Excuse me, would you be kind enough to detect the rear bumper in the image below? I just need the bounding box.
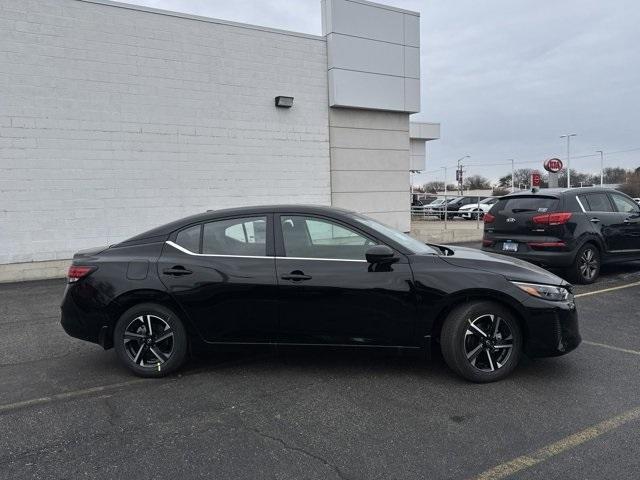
[60,284,110,346]
[482,246,576,268]
[522,298,581,357]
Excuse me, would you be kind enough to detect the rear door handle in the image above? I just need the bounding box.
[624,218,631,223]
[281,272,312,281]
[590,218,600,223]
[162,266,193,276]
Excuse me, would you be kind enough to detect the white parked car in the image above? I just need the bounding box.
[458,197,499,219]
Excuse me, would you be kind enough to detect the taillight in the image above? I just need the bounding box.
[67,265,96,283]
[532,212,572,226]
[482,239,495,247]
[528,241,566,250]
[484,213,495,223]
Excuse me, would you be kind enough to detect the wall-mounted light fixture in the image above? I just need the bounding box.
[275,96,294,108]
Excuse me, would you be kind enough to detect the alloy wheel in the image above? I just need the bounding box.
[123,314,174,367]
[579,248,598,281]
[464,314,513,372]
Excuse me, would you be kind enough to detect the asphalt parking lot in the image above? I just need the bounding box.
[1,252,639,479]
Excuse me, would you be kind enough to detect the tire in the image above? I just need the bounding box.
[569,243,600,284]
[440,301,523,383]
[114,303,188,377]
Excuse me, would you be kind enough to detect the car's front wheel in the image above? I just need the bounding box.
[440,301,523,382]
[114,303,188,377]
[569,243,600,284]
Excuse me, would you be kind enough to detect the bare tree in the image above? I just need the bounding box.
[463,174,491,190]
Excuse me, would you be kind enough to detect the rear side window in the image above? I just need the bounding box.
[610,194,640,214]
[581,193,613,212]
[492,196,559,214]
[175,225,201,253]
[203,217,267,256]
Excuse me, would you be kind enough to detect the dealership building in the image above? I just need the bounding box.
[0,0,439,280]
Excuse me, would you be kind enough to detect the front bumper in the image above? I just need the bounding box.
[522,297,581,357]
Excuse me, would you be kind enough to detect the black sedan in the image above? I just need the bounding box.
[61,205,580,382]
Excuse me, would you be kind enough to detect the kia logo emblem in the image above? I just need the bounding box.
[506,217,516,223]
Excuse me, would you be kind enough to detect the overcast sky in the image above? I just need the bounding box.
[122,0,640,185]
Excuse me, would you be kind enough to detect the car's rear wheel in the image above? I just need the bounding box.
[570,243,600,284]
[440,301,523,383]
[114,303,188,377]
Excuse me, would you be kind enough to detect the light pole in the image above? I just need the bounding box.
[596,150,604,186]
[441,166,449,229]
[560,133,576,188]
[508,159,515,193]
[456,155,469,195]
[441,166,447,196]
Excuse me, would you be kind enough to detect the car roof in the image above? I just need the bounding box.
[118,204,358,245]
[502,186,618,199]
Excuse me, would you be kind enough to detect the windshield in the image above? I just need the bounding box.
[428,198,446,205]
[350,215,437,255]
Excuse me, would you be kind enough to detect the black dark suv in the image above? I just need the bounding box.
[482,187,640,283]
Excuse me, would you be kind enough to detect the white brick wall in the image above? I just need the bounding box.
[0,0,330,264]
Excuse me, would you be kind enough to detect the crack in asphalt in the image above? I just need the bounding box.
[243,425,349,480]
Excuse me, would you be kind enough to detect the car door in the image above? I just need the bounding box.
[274,214,416,347]
[608,193,640,252]
[158,214,278,343]
[579,193,620,252]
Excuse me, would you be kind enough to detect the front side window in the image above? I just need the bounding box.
[203,217,267,256]
[610,194,639,214]
[281,216,376,260]
[583,193,613,212]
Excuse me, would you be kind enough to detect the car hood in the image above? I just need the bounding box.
[436,245,569,287]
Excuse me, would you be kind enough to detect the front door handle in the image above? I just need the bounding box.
[590,218,601,223]
[162,266,193,276]
[281,271,312,281]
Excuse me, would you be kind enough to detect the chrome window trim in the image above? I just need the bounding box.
[166,241,367,262]
[167,241,269,259]
[276,256,367,263]
[575,195,586,213]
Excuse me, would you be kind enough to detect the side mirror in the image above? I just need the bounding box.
[366,245,398,264]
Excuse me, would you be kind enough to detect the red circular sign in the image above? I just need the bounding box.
[544,158,563,173]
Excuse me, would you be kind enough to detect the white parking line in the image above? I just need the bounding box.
[583,340,640,357]
[0,379,148,414]
[575,280,640,298]
[471,405,640,480]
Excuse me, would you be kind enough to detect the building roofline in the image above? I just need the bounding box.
[77,0,326,42]
[339,0,420,17]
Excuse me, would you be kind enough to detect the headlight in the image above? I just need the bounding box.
[512,282,570,301]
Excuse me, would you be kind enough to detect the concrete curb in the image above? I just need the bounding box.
[0,259,70,283]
